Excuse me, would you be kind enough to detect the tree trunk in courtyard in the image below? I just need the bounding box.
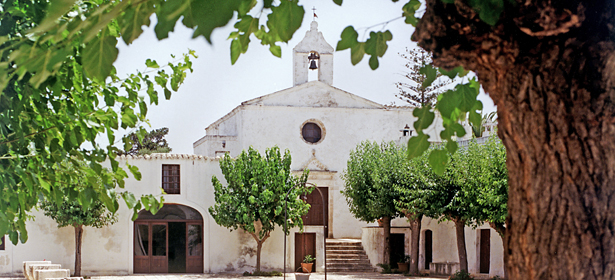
[248,232,270,272]
[382,216,392,266]
[454,218,468,272]
[407,214,422,275]
[414,0,615,278]
[74,224,83,277]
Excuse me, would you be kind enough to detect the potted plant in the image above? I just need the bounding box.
[301,254,316,273]
[397,254,410,273]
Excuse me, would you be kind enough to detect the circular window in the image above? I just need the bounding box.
[301,120,325,144]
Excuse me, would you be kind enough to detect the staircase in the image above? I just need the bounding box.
[326,239,375,272]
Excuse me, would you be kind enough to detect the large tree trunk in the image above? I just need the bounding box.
[382,216,391,266]
[74,224,83,277]
[407,214,422,275]
[453,218,468,272]
[414,0,615,279]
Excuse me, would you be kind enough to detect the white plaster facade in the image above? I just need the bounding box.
[0,20,504,278]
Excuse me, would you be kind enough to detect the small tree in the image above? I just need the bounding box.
[395,48,451,107]
[342,141,404,265]
[208,146,310,272]
[118,127,172,156]
[40,161,118,277]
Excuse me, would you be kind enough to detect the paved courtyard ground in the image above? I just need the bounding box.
[1,272,452,280]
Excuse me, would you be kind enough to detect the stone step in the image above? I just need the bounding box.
[325,239,374,273]
[326,255,369,260]
[326,249,366,254]
[326,245,363,250]
[327,267,376,272]
[34,269,70,280]
[327,258,369,263]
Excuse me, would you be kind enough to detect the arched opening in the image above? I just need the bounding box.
[134,204,203,273]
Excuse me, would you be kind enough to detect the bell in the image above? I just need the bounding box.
[309,59,318,70]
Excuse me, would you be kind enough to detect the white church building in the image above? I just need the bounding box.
[0,21,505,278]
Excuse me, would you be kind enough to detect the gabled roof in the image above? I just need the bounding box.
[241,80,385,109]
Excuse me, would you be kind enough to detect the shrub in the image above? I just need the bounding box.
[449,270,474,280]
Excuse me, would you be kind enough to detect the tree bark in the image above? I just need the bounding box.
[407,214,422,275]
[382,216,391,266]
[74,224,83,277]
[414,0,615,278]
[453,218,468,272]
[248,231,270,272]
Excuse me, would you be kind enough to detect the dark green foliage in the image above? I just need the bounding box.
[118,127,172,156]
[450,270,475,280]
[342,141,405,223]
[208,146,310,271]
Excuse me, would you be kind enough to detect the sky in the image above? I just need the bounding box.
[113,0,496,154]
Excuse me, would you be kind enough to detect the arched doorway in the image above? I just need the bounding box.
[134,204,203,273]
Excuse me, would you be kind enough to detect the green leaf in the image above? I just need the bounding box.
[457,83,479,112]
[428,149,449,175]
[122,192,138,209]
[127,164,142,181]
[267,0,305,42]
[333,0,343,5]
[191,0,242,43]
[30,0,77,34]
[83,33,119,82]
[468,0,504,26]
[269,45,282,58]
[336,26,359,51]
[446,140,458,154]
[154,0,187,40]
[350,43,365,65]
[402,0,421,26]
[419,64,438,88]
[364,31,392,57]
[407,133,430,159]
[145,59,159,68]
[436,89,460,119]
[230,39,242,65]
[120,2,155,45]
[439,66,469,79]
[412,106,435,131]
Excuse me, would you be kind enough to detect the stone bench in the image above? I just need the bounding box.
[34,269,70,280]
[28,264,62,280]
[23,261,52,279]
[429,262,460,275]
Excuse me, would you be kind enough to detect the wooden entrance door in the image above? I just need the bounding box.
[424,230,432,270]
[302,187,329,235]
[295,233,316,272]
[186,223,204,273]
[479,229,491,273]
[134,222,169,273]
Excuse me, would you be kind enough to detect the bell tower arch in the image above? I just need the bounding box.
[293,21,334,86]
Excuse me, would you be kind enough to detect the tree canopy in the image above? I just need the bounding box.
[118,127,172,156]
[395,47,451,107]
[40,159,119,277]
[208,146,311,272]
